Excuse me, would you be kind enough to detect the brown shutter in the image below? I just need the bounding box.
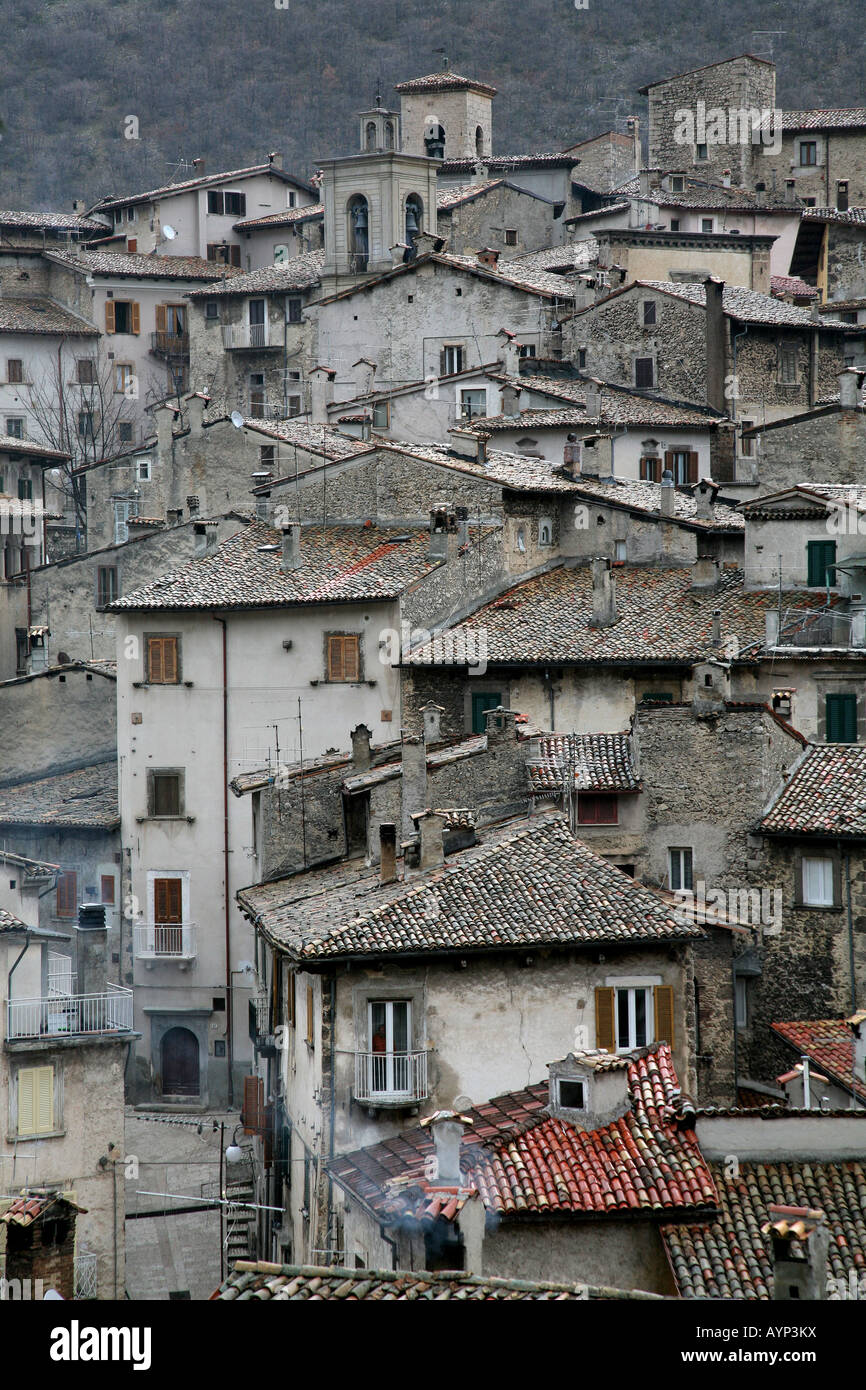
[439,349,447,377]
[147,636,162,683]
[654,985,675,1046]
[687,451,699,485]
[242,1074,264,1134]
[162,636,178,683]
[663,450,675,478]
[105,300,115,333]
[155,304,167,334]
[595,986,615,1052]
[131,302,141,335]
[343,635,360,681]
[327,635,343,681]
[287,971,296,1027]
[56,871,77,917]
[155,878,182,924]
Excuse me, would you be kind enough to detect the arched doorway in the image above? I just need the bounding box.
[161,1026,200,1097]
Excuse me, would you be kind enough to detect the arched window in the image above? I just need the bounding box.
[365,121,377,152]
[475,125,485,159]
[347,195,369,272]
[161,1027,200,1097]
[425,121,446,158]
[404,194,424,260]
[384,120,395,150]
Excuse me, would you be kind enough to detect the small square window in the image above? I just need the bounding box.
[205,302,219,320]
[149,770,183,817]
[701,218,714,234]
[146,635,180,684]
[504,229,518,246]
[96,566,118,609]
[696,143,708,161]
[5,418,24,439]
[800,141,817,167]
[642,300,656,326]
[669,848,693,891]
[327,634,360,681]
[557,1079,585,1109]
[670,218,680,231]
[287,297,302,324]
[372,401,390,430]
[634,357,654,389]
[7,359,23,384]
[119,423,134,443]
[801,856,834,906]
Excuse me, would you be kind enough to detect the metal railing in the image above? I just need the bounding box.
[222,323,270,350]
[150,330,189,358]
[776,607,862,648]
[353,1050,428,1105]
[134,923,196,960]
[7,983,133,1040]
[74,1250,98,1300]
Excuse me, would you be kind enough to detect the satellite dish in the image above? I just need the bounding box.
[453,1094,474,1112]
[230,411,245,429]
[162,224,177,240]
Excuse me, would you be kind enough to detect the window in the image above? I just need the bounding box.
[205,301,220,321]
[615,539,627,562]
[577,348,587,369]
[5,418,24,439]
[207,243,242,267]
[248,298,267,347]
[148,770,183,817]
[825,692,857,744]
[440,345,464,376]
[327,634,360,681]
[56,870,77,918]
[616,987,653,1050]
[287,296,302,324]
[7,358,23,383]
[146,634,180,684]
[740,421,754,456]
[799,141,818,167]
[701,218,714,233]
[75,359,94,385]
[115,362,134,395]
[207,190,246,216]
[801,856,835,906]
[368,999,411,1096]
[670,218,680,231]
[557,1079,586,1109]
[578,794,618,824]
[249,371,266,418]
[136,457,151,481]
[779,345,798,385]
[518,343,537,359]
[16,1066,55,1137]
[106,300,139,334]
[287,395,302,417]
[347,194,370,272]
[669,848,693,891]
[670,176,685,193]
[642,300,656,326]
[807,539,836,587]
[666,449,698,485]
[101,875,115,905]
[734,975,749,1029]
[78,411,95,441]
[634,357,654,388]
[154,878,183,954]
[365,121,377,151]
[538,518,553,546]
[96,566,118,608]
[118,422,134,444]
[371,401,390,431]
[17,477,32,501]
[460,389,487,420]
[471,691,502,734]
[504,229,518,246]
[696,143,708,161]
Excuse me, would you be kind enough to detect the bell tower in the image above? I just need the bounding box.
[395,61,496,163]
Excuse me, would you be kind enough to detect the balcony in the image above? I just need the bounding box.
[221,323,273,350]
[150,330,190,360]
[6,984,133,1040]
[767,607,865,650]
[134,922,197,963]
[353,1049,428,1107]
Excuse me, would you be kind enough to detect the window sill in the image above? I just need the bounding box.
[132,681,192,688]
[311,679,376,687]
[135,815,195,824]
[8,1130,65,1142]
[794,902,842,912]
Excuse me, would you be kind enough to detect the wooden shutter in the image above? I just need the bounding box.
[101,874,115,904]
[18,1066,53,1135]
[663,450,675,478]
[242,1074,264,1134]
[343,635,359,681]
[148,635,178,683]
[327,635,358,681]
[595,987,615,1052]
[131,302,141,335]
[327,635,343,681]
[155,878,182,924]
[56,870,77,917]
[105,300,116,333]
[287,971,296,1027]
[127,238,137,254]
[439,349,447,377]
[654,985,675,1046]
[155,304,167,334]
[687,451,699,485]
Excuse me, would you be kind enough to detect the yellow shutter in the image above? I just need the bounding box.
[343,636,360,681]
[131,302,141,335]
[105,300,116,333]
[18,1066,53,1135]
[155,304,167,334]
[654,985,675,1046]
[595,987,615,1052]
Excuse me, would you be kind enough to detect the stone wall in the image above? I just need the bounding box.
[0,665,116,780]
[645,56,776,189]
[438,183,565,257]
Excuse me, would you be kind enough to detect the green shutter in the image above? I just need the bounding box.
[826,692,857,743]
[471,692,502,734]
[807,540,836,587]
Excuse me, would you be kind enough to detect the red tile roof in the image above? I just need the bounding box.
[214,1261,664,1300]
[761,745,866,838]
[772,1019,866,1105]
[332,1045,715,1227]
[394,70,497,97]
[528,732,640,795]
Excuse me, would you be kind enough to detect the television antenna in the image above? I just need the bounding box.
[750,31,786,60]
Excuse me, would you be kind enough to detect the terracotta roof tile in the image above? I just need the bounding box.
[0,298,98,336]
[48,249,244,281]
[187,249,324,296]
[214,1261,663,1299]
[761,745,866,837]
[233,203,324,230]
[772,1019,866,1104]
[0,760,118,829]
[528,732,640,795]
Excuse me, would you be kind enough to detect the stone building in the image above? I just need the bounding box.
[790,207,866,306]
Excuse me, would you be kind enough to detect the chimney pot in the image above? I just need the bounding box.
[281,523,301,571]
[379,823,397,884]
[838,368,862,410]
[660,469,675,517]
[351,722,372,769]
[589,555,618,627]
[417,810,446,871]
[421,702,445,745]
[427,1113,465,1185]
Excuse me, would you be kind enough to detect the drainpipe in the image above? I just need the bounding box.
[731,325,748,424]
[213,614,233,1106]
[6,933,31,1005]
[328,973,336,1255]
[730,951,739,1105]
[842,843,856,1013]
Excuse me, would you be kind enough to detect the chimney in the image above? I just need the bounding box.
[638,168,650,198]
[424,1112,466,1185]
[477,247,500,269]
[351,722,372,769]
[704,277,726,413]
[712,609,721,645]
[309,366,335,424]
[691,555,720,591]
[417,809,446,871]
[580,437,600,478]
[268,151,284,170]
[588,556,617,627]
[693,478,717,522]
[766,1206,829,1301]
[401,735,427,841]
[281,523,301,571]
[838,368,862,409]
[765,611,780,647]
[76,904,108,998]
[379,823,397,884]
[721,169,732,188]
[584,384,601,418]
[72,198,86,215]
[501,383,519,415]
[476,433,489,466]
[849,1011,866,1086]
[352,358,376,397]
[456,505,470,549]
[627,116,640,174]
[194,523,209,557]
[660,468,675,517]
[192,158,206,176]
[256,490,271,523]
[429,507,450,560]
[421,701,445,745]
[837,180,850,213]
[497,330,521,377]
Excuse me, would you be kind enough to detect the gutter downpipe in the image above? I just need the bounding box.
[843,842,856,1014]
[213,614,234,1106]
